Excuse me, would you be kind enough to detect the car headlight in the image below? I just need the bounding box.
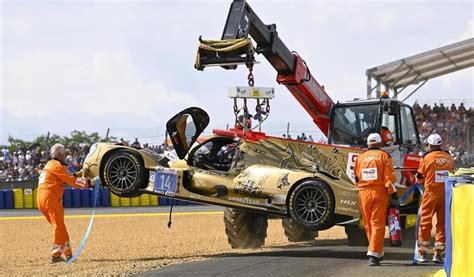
[86,143,98,159]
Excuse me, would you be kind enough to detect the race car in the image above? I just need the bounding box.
[83,107,418,248]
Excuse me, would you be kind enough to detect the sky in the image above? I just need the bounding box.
[1,0,473,145]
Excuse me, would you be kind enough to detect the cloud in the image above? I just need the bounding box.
[2,49,196,120]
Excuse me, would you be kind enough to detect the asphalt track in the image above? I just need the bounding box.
[141,242,441,277]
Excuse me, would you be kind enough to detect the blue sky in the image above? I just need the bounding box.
[1,0,472,145]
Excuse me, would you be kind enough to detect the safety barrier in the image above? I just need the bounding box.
[0,186,197,209]
[442,175,473,276]
[23,189,34,209]
[13,188,24,209]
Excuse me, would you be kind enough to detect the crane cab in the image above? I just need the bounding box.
[328,98,420,151]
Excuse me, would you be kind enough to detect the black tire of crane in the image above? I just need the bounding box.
[224,208,268,249]
[282,218,318,242]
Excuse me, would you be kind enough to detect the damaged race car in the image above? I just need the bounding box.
[83,106,420,249]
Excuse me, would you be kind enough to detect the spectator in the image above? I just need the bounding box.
[131,138,141,148]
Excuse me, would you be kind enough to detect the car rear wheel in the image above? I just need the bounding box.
[224,208,268,249]
[282,218,318,242]
[101,150,146,197]
[288,179,335,230]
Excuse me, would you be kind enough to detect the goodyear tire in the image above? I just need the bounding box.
[344,226,368,246]
[224,208,268,249]
[288,179,335,230]
[282,218,318,242]
[101,150,146,197]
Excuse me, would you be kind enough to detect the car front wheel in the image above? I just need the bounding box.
[101,150,146,197]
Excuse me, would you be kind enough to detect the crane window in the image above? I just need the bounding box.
[330,104,379,147]
[400,106,418,145]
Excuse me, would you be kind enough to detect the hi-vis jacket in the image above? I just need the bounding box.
[38,159,88,194]
[416,150,453,190]
[354,148,397,193]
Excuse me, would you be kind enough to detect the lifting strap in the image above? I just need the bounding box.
[195,37,255,70]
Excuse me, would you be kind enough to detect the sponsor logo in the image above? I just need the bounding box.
[435,170,449,183]
[346,153,359,183]
[362,167,378,181]
[406,156,421,161]
[338,190,358,198]
[337,206,359,214]
[340,199,357,206]
[228,196,260,205]
[153,190,176,197]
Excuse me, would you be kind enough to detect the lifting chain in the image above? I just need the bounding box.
[247,65,255,87]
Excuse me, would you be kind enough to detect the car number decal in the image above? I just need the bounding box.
[153,169,177,197]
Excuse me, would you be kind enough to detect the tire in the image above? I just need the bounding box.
[282,218,318,242]
[101,150,147,197]
[345,226,368,246]
[224,208,268,249]
[288,179,335,230]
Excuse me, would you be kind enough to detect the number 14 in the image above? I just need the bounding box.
[160,174,173,190]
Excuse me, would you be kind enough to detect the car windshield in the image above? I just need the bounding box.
[330,104,379,147]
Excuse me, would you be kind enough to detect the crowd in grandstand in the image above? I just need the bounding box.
[413,102,472,167]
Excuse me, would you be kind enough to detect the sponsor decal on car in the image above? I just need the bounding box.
[276,173,290,189]
[340,199,357,206]
[346,153,359,183]
[228,196,261,205]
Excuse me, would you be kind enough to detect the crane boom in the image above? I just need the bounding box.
[199,0,334,136]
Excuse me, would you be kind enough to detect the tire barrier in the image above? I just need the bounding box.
[4,190,13,209]
[139,194,150,206]
[0,187,197,209]
[101,187,111,207]
[13,188,24,209]
[72,188,82,208]
[150,194,158,206]
[131,196,140,207]
[0,190,4,209]
[110,191,120,207]
[33,189,38,208]
[81,189,90,207]
[23,188,34,209]
[120,197,131,207]
[88,188,98,207]
[63,187,73,208]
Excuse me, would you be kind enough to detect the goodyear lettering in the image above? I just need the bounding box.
[228,196,260,205]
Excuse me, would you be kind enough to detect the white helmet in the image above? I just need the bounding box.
[367,133,381,144]
[427,133,442,146]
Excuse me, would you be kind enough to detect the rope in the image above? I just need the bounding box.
[403,183,424,265]
[66,178,101,264]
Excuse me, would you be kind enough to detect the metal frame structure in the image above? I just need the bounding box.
[366,38,474,101]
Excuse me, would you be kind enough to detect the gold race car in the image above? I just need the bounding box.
[83,107,419,248]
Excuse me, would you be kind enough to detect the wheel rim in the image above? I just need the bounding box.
[106,155,138,191]
[294,186,327,224]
